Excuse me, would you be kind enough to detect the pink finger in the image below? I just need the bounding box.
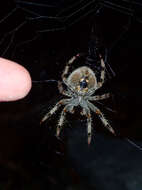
[0,58,32,101]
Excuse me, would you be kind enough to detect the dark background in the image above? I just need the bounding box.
[0,0,142,189]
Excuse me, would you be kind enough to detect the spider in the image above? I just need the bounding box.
[40,53,115,144]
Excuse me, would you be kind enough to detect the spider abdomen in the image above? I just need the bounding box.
[67,66,97,89]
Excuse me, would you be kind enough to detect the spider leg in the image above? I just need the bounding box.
[86,56,106,96]
[61,54,79,82]
[61,54,81,95]
[87,101,115,135]
[81,108,92,145]
[88,93,110,101]
[97,55,106,89]
[97,110,115,134]
[40,99,69,124]
[86,112,92,145]
[58,81,73,97]
[56,105,74,136]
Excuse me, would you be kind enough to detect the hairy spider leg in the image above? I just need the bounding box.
[81,107,92,145]
[97,110,115,134]
[58,81,73,97]
[56,105,74,136]
[61,54,79,82]
[56,107,66,136]
[40,99,69,124]
[58,54,79,96]
[85,55,106,97]
[86,111,92,145]
[88,93,110,101]
[87,101,115,135]
[97,56,106,89]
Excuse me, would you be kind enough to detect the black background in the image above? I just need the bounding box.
[0,0,142,189]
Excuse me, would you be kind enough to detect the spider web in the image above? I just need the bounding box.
[0,0,142,79]
[0,1,138,57]
[1,4,142,190]
[0,0,142,151]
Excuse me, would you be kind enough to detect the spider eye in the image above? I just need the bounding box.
[80,79,88,88]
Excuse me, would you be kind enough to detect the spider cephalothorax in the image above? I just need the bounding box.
[40,54,115,144]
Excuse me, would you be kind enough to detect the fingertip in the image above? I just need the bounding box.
[0,58,32,101]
